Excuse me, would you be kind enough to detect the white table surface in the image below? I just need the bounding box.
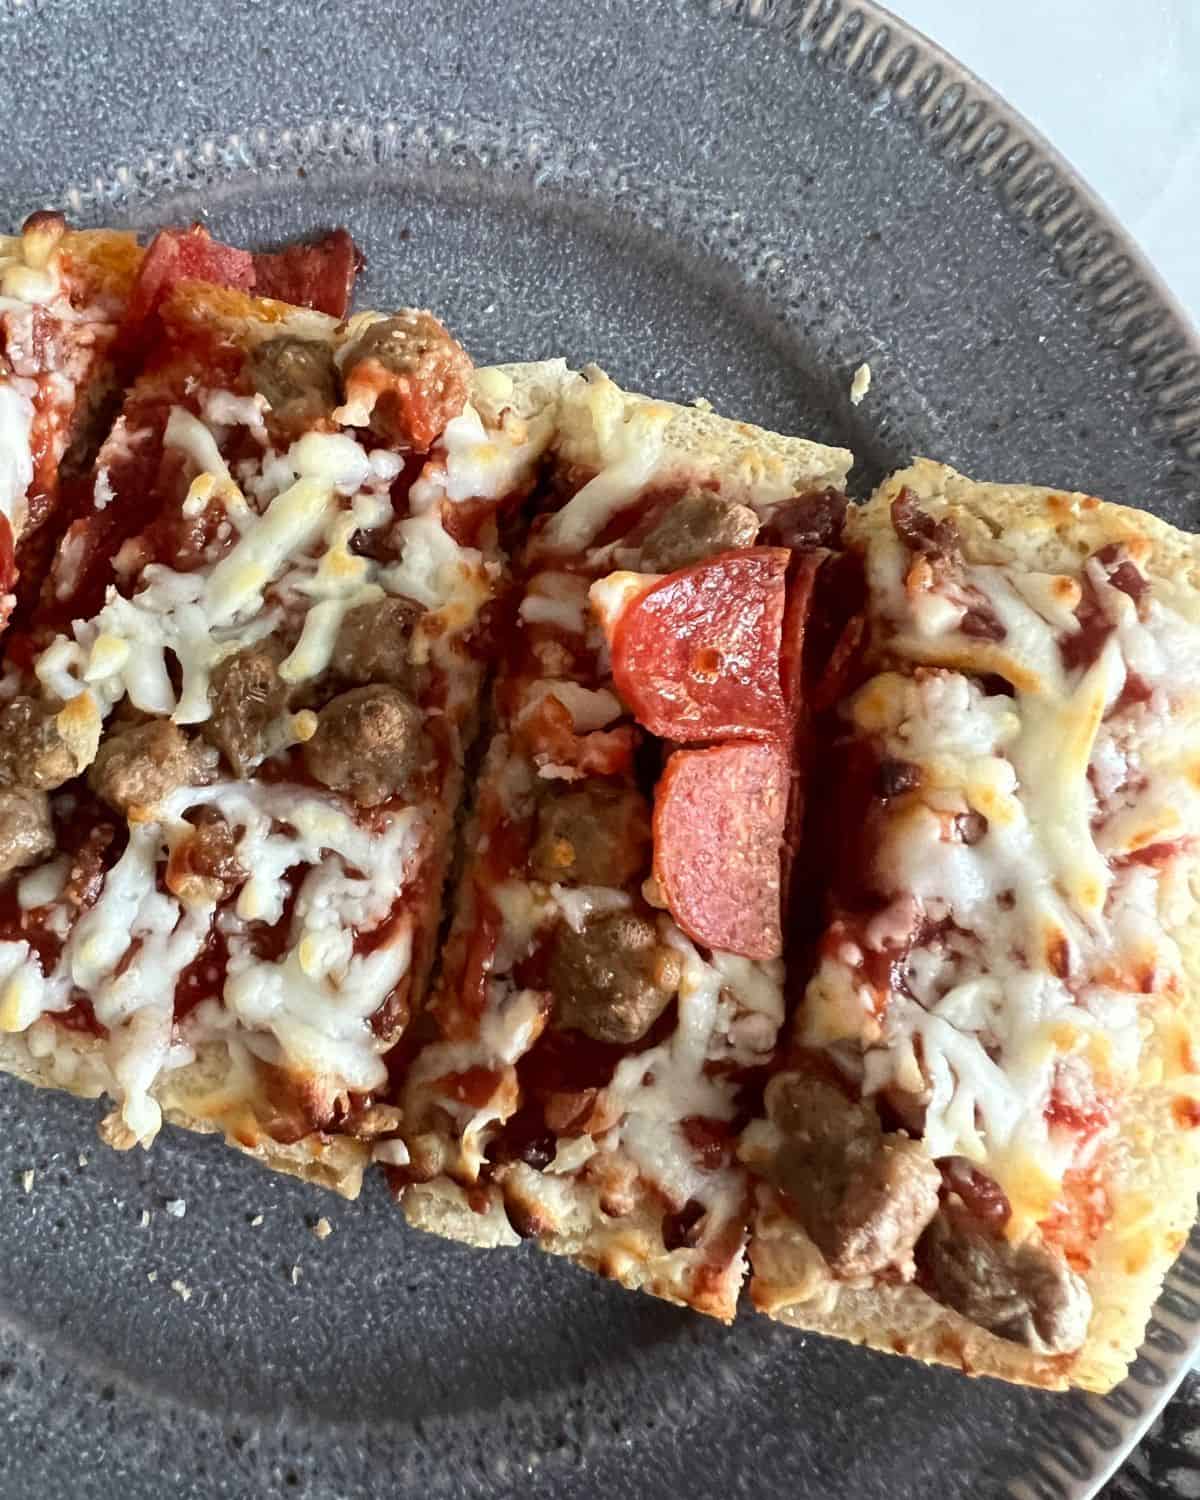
[885,1,1200,330]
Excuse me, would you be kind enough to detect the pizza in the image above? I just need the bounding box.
[0,234,561,1195]
[0,214,356,629]
[391,365,851,1317]
[739,460,1200,1390]
[1,212,1198,1394]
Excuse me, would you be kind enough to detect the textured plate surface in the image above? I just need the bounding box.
[1,2,1199,1497]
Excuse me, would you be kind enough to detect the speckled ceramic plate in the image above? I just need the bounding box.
[1,2,1199,1497]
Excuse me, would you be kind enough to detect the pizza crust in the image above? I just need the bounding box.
[553,363,853,504]
[0,1028,371,1197]
[752,459,1200,1392]
[403,1170,742,1318]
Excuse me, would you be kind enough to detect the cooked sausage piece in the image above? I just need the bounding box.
[331,595,424,690]
[89,720,216,818]
[0,788,54,877]
[248,335,339,436]
[639,491,760,573]
[302,686,427,806]
[548,912,681,1045]
[0,696,82,792]
[338,311,472,451]
[916,1204,1092,1354]
[204,643,288,777]
[529,784,651,888]
[768,1074,940,1280]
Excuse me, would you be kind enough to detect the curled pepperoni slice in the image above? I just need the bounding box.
[610,547,791,742]
[252,228,361,318]
[653,741,788,960]
[124,225,255,338]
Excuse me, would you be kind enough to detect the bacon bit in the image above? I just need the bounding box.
[433,1065,504,1109]
[1172,1096,1200,1129]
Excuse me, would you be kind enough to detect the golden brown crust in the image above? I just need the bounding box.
[554,364,852,503]
[754,459,1200,1391]
[0,1029,370,1197]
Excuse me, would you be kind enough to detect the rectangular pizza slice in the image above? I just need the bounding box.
[0,276,559,1196]
[741,457,1200,1390]
[0,214,358,631]
[388,364,853,1318]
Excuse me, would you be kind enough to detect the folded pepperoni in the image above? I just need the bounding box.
[610,547,791,742]
[124,225,255,337]
[653,742,787,960]
[252,228,361,318]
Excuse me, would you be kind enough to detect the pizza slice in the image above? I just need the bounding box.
[0,214,358,630]
[0,275,558,1196]
[740,458,1200,1390]
[388,364,852,1317]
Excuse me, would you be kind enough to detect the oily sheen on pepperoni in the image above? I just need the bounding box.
[611,547,791,741]
[252,228,360,319]
[653,741,788,960]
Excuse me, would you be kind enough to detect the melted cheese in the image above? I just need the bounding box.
[0,380,35,533]
[815,494,1200,1222]
[519,572,591,633]
[33,375,528,735]
[1,779,426,1145]
[540,402,673,552]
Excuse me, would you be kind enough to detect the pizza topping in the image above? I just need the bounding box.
[652,742,787,961]
[0,788,54,877]
[335,311,472,452]
[123,225,255,341]
[330,595,424,691]
[759,487,848,551]
[0,695,92,791]
[766,1074,940,1280]
[250,229,359,319]
[302,686,428,806]
[247,335,340,436]
[916,1204,1092,1354]
[638,491,760,573]
[528,784,651,888]
[601,547,791,742]
[166,808,245,904]
[548,912,681,1045]
[204,643,290,778]
[88,720,217,820]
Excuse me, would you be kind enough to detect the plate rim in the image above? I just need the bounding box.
[4,2,1200,1496]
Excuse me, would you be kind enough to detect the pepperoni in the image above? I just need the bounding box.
[611,547,791,742]
[0,514,15,623]
[652,741,787,960]
[251,228,361,318]
[123,225,255,341]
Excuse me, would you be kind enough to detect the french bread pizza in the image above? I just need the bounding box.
[0,210,1196,1394]
[741,460,1200,1389]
